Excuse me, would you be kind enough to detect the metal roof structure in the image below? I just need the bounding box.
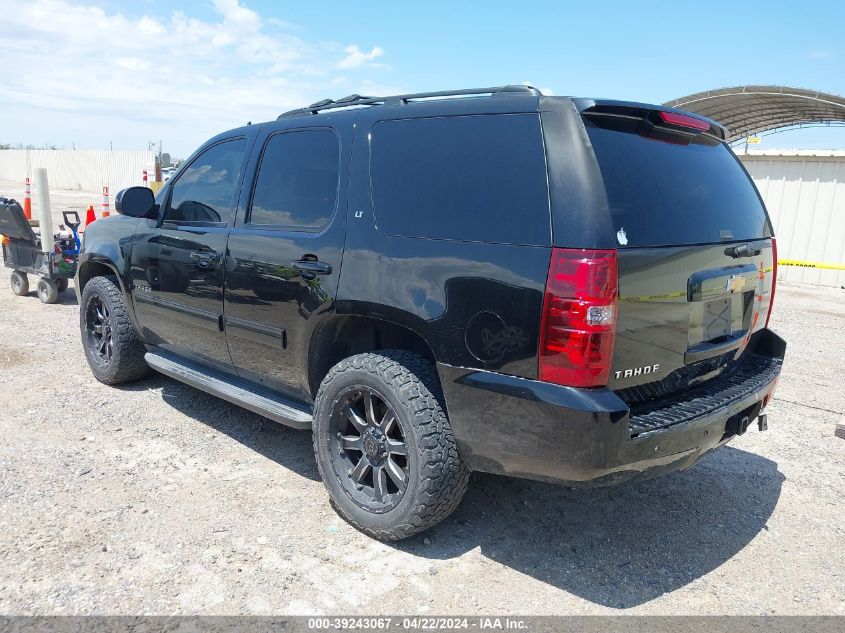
[740,149,845,158]
[664,86,845,143]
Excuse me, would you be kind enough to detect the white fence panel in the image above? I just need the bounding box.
[0,150,155,194]
[3,149,840,287]
[740,154,845,288]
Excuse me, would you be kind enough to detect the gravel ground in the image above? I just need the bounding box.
[0,182,843,615]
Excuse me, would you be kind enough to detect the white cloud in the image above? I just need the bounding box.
[213,0,261,31]
[115,57,152,72]
[0,0,387,156]
[337,44,385,69]
[138,16,166,37]
[806,49,834,60]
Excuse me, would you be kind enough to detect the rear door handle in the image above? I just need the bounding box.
[291,260,332,276]
[724,243,762,258]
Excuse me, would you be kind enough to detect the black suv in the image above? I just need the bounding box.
[76,85,785,540]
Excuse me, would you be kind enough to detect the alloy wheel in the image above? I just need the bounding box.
[85,295,114,364]
[328,387,409,512]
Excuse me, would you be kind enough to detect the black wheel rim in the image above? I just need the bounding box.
[85,295,113,364]
[328,387,409,512]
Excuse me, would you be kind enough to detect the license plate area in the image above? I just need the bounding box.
[687,264,757,349]
[689,293,752,348]
[702,297,732,340]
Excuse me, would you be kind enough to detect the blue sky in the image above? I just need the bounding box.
[1,0,843,157]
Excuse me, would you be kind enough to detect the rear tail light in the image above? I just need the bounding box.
[539,248,618,388]
[766,238,777,328]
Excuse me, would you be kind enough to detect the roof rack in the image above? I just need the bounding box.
[277,85,541,119]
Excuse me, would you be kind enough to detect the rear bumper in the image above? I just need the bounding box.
[438,329,785,486]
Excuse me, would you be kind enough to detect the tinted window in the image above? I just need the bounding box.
[584,117,771,247]
[249,130,339,228]
[165,139,246,224]
[370,114,550,244]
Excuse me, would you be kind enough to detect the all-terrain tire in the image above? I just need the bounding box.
[37,278,59,304]
[10,271,29,296]
[313,350,470,541]
[80,275,151,384]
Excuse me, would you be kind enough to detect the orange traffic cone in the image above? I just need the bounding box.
[101,186,110,218]
[23,177,32,220]
[84,204,97,229]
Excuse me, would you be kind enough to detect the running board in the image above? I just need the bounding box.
[144,351,313,430]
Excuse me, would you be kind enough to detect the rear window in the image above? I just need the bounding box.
[370,114,550,245]
[584,116,772,247]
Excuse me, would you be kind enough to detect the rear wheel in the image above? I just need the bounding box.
[37,278,59,304]
[56,278,69,293]
[80,275,151,384]
[10,271,28,296]
[313,350,470,541]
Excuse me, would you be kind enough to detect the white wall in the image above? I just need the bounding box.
[0,150,155,194]
[740,153,845,288]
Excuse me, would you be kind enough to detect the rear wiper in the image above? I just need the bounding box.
[724,243,762,258]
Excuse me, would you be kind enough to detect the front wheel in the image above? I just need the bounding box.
[80,275,151,384]
[313,351,470,541]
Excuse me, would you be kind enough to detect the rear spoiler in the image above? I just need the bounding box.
[572,98,727,141]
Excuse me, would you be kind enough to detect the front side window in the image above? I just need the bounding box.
[164,138,247,225]
[248,130,340,229]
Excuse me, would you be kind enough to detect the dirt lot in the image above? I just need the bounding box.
[0,183,843,615]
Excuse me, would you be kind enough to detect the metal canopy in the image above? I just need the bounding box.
[663,86,845,142]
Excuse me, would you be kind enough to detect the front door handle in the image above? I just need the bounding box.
[191,250,221,268]
[291,259,332,276]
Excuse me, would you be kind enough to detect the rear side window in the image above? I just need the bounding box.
[249,129,339,229]
[584,117,771,247]
[370,114,550,245]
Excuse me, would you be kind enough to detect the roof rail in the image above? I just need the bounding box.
[277,85,541,119]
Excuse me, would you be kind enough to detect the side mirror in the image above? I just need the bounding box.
[115,187,156,218]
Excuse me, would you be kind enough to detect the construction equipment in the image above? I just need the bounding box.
[0,197,80,304]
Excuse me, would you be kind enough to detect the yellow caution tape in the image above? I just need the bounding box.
[778,259,845,271]
[620,260,842,303]
[621,291,686,302]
